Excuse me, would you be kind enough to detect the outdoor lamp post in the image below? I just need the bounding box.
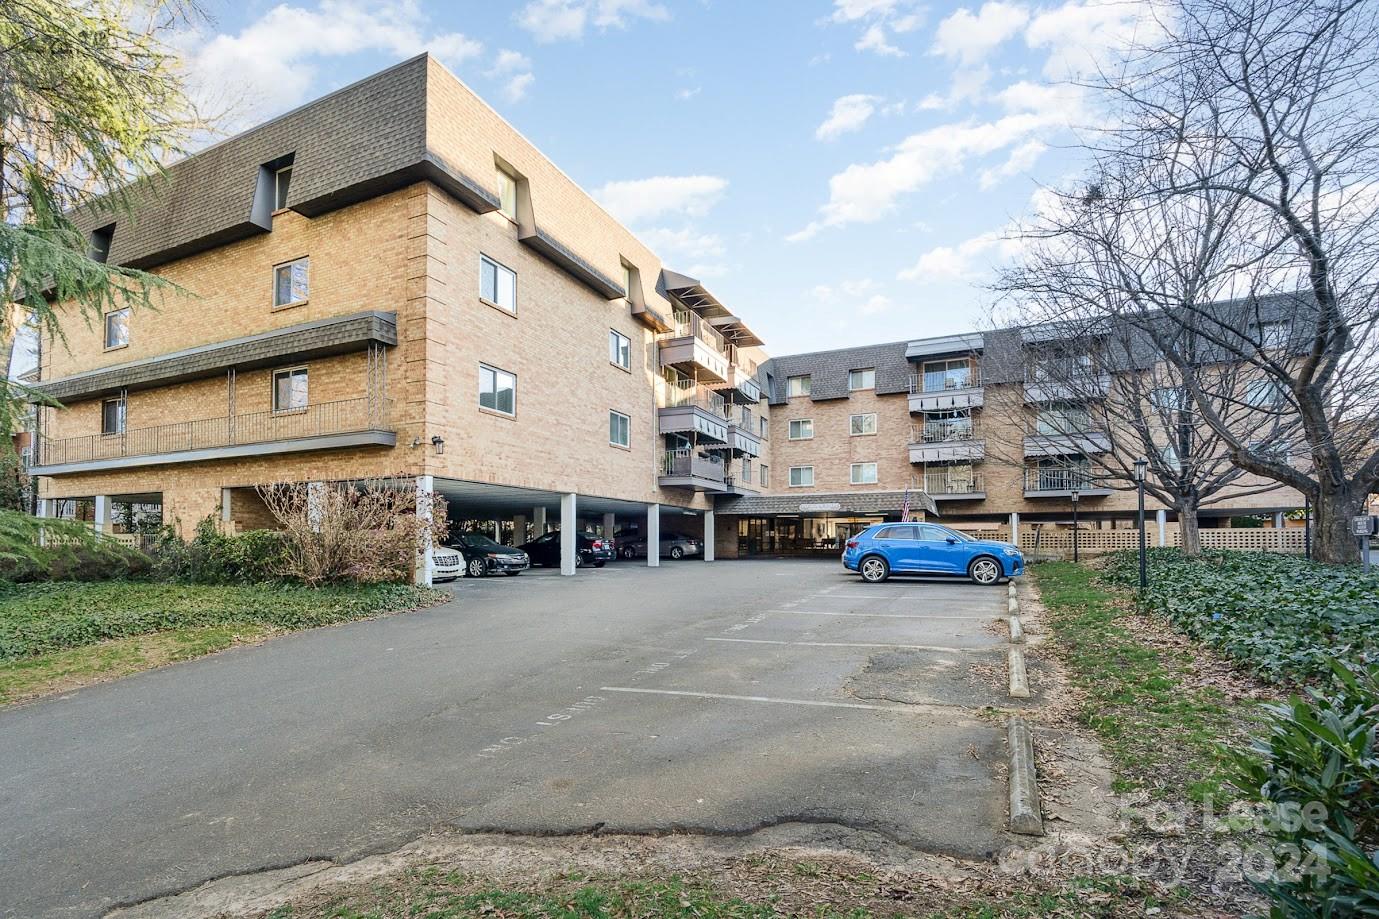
[1134,457,1148,591]
[1070,489,1080,563]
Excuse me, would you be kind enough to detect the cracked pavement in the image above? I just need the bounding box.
[0,559,1018,918]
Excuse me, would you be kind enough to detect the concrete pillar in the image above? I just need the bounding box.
[602,512,615,539]
[533,506,547,535]
[491,519,502,541]
[93,495,111,535]
[36,497,51,547]
[221,488,233,526]
[704,509,715,562]
[514,514,527,545]
[646,503,660,567]
[1156,509,1167,547]
[1273,511,1285,528]
[560,493,577,576]
[413,475,434,586]
[306,481,326,532]
[1008,512,1020,548]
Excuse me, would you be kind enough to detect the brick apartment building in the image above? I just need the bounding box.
[28,55,1304,579]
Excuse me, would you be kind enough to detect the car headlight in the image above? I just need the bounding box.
[1001,545,1020,556]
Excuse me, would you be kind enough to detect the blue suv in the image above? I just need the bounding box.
[842,522,1023,585]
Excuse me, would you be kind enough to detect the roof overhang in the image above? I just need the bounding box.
[660,269,732,319]
[707,314,764,348]
[906,332,984,360]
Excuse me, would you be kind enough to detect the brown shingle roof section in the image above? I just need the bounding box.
[763,340,912,404]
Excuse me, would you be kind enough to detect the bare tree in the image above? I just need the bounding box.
[1001,0,1379,563]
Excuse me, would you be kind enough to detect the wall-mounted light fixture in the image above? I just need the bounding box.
[431,435,445,455]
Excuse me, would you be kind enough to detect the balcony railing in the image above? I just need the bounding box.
[909,368,982,393]
[660,448,725,481]
[723,343,758,376]
[1024,466,1097,492]
[665,378,730,419]
[924,470,984,495]
[664,309,726,354]
[911,419,978,443]
[35,397,392,468]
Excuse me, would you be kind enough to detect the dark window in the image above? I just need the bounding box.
[275,166,292,209]
[90,225,114,263]
[101,398,126,435]
[272,367,308,412]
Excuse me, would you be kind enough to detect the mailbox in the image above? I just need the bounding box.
[1352,516,1379,537]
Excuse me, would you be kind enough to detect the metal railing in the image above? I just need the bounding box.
[1024,466,1097,492]
[36,397,392,467]
[723,343,758,377]
[665,378,730,419]
[909,368,981,393]
[660,448,725,481]
[911,418,978,443]
[664,309,726,354]
[923,470,985,495]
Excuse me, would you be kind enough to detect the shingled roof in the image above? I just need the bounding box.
[762,340,912,404]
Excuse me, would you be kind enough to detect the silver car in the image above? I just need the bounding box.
[617,532,702,560]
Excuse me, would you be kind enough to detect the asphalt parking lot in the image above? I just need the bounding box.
[0,560,1020,918]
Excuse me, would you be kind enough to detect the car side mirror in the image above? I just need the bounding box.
[946,537,958,544]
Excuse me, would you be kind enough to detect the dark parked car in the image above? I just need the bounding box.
[448,532,530,578]
[518,531,614,568]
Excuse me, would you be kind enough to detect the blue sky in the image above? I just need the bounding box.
[181,0,1160,355]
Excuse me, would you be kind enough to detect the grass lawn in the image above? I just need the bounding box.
[0,581,447,705]
[1032,561,1261,802]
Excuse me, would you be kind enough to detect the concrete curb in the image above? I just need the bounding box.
[1007,648,1030,698]
[1008,615,1024,643]
[1007,595,1019,614]
[1007,716,1044,835]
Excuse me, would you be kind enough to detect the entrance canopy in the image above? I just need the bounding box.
[716,489,938,518]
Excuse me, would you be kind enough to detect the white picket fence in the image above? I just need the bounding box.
[955,525,1306,558]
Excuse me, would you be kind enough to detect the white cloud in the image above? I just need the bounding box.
[811,278,894,315]
[676,86,701,100]
[979,138,1047,188]
[916,66,991,110]
[828,0,923,57]
[816,94,881,141]
[899,229,1024,281]
[488,49,535,102]
[593,175,728,225]
[639,227,726,261]
[184,0,483,126]
[517,0,669,43]
[856,24,905,57]
[933,3,1030,65]
[1025,0,1165,79]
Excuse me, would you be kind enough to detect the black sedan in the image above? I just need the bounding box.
[518,531,614,569]
[449,532,531,578]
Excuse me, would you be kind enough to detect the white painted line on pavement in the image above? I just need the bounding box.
[706,637,986,654]
[771,609,993,621]
[599,686,933,714]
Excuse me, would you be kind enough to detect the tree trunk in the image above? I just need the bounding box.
[1178,501,1202,556]
[1312,484,1362,565]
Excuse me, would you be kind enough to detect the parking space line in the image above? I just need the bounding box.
[598,686,941,714]
[706,637,984,654]
[771,610,995,621]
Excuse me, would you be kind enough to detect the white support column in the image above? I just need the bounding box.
[1156,509,1167,547]
[602,512,615,539]
[93,495,111,535]
[491,519,502,541]
[306,482,326,532]
[704,509,715,562]
[413,475,434,586]
[533,506,547,535]
[1273,511,1285,529]
[646,503,660,567]
[221,487,233,533]
[1008,512,1020,548]
[36,497,51,547]
[560,493,578,576]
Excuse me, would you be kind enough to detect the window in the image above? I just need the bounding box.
[480,254,517,313]
[787,374,811,397]
[1149,387,1186,413]
[876,525,919,540]
[90,225,114,264]
[609,329,631,370]
[850,413,877,436]
[922,358,972,392]
[1160,444,1182,470]
[741,407,753,429]
[789,466,814,487]
[622,263,635,302]
[850,462,878,485]
[759,417,767,438]
[609,410,630,447]
[497,169,518,221]
[101,398,125,435]
[272,367,308,413]
[1251,321,1290,350]
[788,419,813,440]
[741,457,752,481]
[760,464,769,487]
[273,258,309,308]
[479,363,516,415]
[848,368,875,391]
[103,308,130,349]
[274,166,292,210]
[1245,379,1284,408]
[1037,403,1091,435]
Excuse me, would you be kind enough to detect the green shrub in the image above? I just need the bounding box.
[150,517,288,584]
[0,509,148,582]
[1103,549,1378,685]
[1226,661,1379,917]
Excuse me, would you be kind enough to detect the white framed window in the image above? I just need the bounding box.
[622,262,636,302]
[759,417,767,438]
[850,462,878,485]
[273,257,309,308]
[1245,378,1284,408]
[609,329,631,370]
[849,413,877,435]
[788,419,813,440]
[272,367,309,413]
[609,410,630,448]
[741,457,752,481]
[787,374,811,397]
[760,464,769,487]
[1251,320,1290,350]
[274,166,293,210]
[480,254,517,314]
[103,308,130,349]
[497,169,518,221]
[789,465,814,487]
[479,363,516,416]
[848,368,875,391]
[101,398,126,435]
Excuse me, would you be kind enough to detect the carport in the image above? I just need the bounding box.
[425,477,717,580]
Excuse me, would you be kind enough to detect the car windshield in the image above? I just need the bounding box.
[461,534,503,549]
[934,526,973,542]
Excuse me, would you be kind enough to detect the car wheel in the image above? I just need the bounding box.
[669,546,684,560]
[860,555,889,583]
[968,556,1002,586]
[574,553,586,569]
[620,546,636,559]
[466,557,487,579]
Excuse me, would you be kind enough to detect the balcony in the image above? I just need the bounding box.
[908,420,985,464]
[1023,369,1111,403]
[724,474,761,495]
[1023,427,1112,457]
[1023,466,1114,498]
[724,421,762,457]
[658,311,730,383]
[658,381,730,444]
[710,344,763,405]
[31,397,396,476]
[908,369,984,413]
[659,448,727,492]
[922,470,986,501]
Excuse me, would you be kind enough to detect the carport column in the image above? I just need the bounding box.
[602,512,615,539]
[36,497,50,546]
[306,482,326,532]
[1156,509,1167,547]
[514,514,527,544]
[560,493,578,576]
[93,495,110,535]
[646,503,660,568]
[704,509,715,562]
[533,506,547,536]
[221,487,233,532]
[1008,512,1020,549]
[1273,511,1285,529]
[413,475,434,587]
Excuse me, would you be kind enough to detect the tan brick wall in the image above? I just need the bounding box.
[767,390,911,495]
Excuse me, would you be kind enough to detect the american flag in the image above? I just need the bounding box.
[900,485,911,522]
